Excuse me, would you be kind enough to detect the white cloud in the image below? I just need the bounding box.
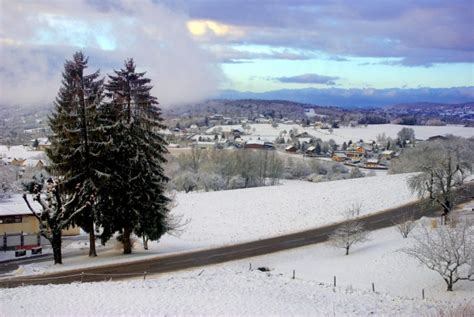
[0,0,222,107]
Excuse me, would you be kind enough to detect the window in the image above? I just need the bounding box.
[0,216,22,224]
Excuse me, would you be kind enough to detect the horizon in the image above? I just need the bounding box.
[0,1,473,107]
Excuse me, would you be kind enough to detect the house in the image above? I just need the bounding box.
[381,150,395,160]
[10,158,26,167]
[332,152,347,162]
[0,195,80,239]
[244,140,266,149]
[209,114,224,121]
[285,145,298,153]
[305,145,317,155]
[365,158,379,168]
[263,142,274,150]
[24,159,45,170]
[36,138,52,151]
[346,151,364,160]
[0,195,41,236]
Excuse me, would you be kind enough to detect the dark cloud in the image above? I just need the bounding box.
[274,74,339,85]
[174,0,474,66]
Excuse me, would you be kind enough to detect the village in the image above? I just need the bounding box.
[2,114,473,261]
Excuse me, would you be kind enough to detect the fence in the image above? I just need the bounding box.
[2,232,50,251]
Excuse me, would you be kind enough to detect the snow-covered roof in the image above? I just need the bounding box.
[0,195,39,217]
[246,140,265,145]
[24,159,45,168]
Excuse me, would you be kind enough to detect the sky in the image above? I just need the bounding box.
[0,0,473,107]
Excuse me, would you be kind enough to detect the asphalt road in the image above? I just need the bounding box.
[1,183,473,288]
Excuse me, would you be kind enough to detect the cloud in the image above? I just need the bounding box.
[0,0,222,107]
[207,46,314,63]
[169,0,474,66]
[274,73,339,85]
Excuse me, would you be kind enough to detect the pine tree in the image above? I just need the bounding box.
[315,142,321,155]
[47,52,106,257]
[101,59,170,254]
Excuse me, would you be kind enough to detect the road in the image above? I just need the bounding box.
[1,183,473,288]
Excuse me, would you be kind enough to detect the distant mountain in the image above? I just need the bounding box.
[164,98,350,121]
[386,102,474,110]
[218,87,474,109]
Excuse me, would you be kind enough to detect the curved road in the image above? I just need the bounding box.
[1,183,473,288]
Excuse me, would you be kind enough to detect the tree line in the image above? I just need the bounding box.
[23,52,173,263]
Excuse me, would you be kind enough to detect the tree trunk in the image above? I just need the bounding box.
[88,219,97,257]
[143,235,149,250]
[446,275,453,291]
[51,231,62,265]
[123,226,132,254]
[345,246,350,255]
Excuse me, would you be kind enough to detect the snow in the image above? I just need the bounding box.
[0,145,45,160]
[0,194,33,216]
[5,173,418,277]
[1,248,468,317]
[172,173,417,246]
[208,123,474,143]
[244,225,474,302]
[1,175,472,315]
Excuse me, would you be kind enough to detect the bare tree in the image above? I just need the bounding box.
[394,214,416,238]
[402,221,474,291]
[0,165,16,201]
[407,139,472,223]
[330,204,369,255]
[397,127,415,147]
[177,147,205,174]
[173,171,198,193]
[23,177,90,264]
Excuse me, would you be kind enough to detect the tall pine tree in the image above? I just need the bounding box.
[100,59,170,254]
[47,52,106,257]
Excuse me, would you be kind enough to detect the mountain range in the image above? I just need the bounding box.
[218,87,474,109]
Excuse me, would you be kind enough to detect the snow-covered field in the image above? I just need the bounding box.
[2,225,472,317]
[172,174,417,246]
[208,123,474,143]
[6,173,418,277]
[0,145,45,160]
[244,224,474,302]
[2,176,473,316]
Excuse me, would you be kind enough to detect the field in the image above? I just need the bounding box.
[207,123,474,144]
